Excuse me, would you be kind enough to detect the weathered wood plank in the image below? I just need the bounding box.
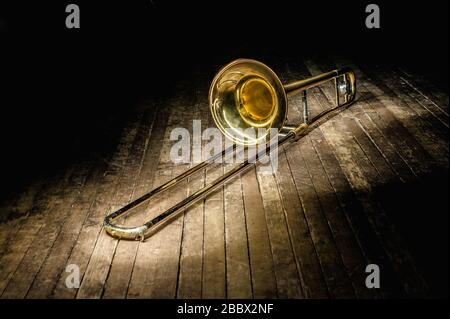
[176,86,206,299]
[286,60,402,298]
[331,58,440,175]
[202,162,226,298]
[241,166,277,298]
[143,86,201,299]
[308,58,418,185]
[76,110,153,299]
[51,112,144,298]
[303,134,377,299]
[26,163,105,298]
[26,116,139,299]
[126,167,179,298]
[396,68,449,113]
[1,159,94,299]
[285,138,355,298]
[127,85,195,298]
[223,164,253,299]
[0,164,76,297]
[304,58,429,296]
[275,68,329,298]
[389,69,449,128]
[136,164,186,298]
[274,148,329,298]
[101,107,158,299]
[201,89,227,298]
[176,175,205,298]
[256,165,303,298]
[308,130,402,298]
[125,110,174,299]
[0,178,46,259]
[357,63,448,167]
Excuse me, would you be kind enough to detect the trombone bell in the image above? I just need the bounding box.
[209,59,287,146]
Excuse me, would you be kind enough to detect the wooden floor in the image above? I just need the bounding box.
[0,56,448,299]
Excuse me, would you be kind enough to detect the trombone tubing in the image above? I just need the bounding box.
[104,68,356,240]
[284,67,354,97]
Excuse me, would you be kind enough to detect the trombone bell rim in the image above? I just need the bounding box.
[208,58,288,146]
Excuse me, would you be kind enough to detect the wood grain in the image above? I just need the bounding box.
[0,58,445,299]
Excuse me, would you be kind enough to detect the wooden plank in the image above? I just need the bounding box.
[308,129,402,298]
[307,57,434,189]
[285,60,400,298]
[133,163,185,299]
[201,85,226,298]
[176,173,205,298]
[150,84,204,298]
[319,117,427,297]
[102,111,160,298]
[0,177,43,225]
[274,148,329,298]
[0,178,46,259]
[154,165,186,298]
[0,158,78,296]
[76,109,156,299]
[304,58,428,296]
[390,69,449,128]
[305,59,405,184]
[302,134,377,299]
[202,162,226,298]
[276,64,330,298]
[304,58,416,185]
[255,165,303,298]
[100,107,158,299]
[309,91,408,298]
[284,138,355,298]
[26,120,131,298]
[50,112,144,298]
[223,164,253,299]
[25,162,106,298]
[396,68,449,113]
[176,86,207,299]
[124,110,174,299]
[241,166,277,298]
[140,87,200,299]
[337,99,418,184]
[309,60,404,196]
[126,167,180,298]
[331,58,439,176]
[1,159,94,299]
[356,63,448,167]
[104,99,170,299]
[127,85,196,299]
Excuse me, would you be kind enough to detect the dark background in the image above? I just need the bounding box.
[0,0,448,297]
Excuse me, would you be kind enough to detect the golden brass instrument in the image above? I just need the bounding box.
[104,59,356,240]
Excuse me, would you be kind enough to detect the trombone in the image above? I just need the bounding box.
[104,59,356,240]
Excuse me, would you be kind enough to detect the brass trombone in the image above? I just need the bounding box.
[104,59,356,240]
